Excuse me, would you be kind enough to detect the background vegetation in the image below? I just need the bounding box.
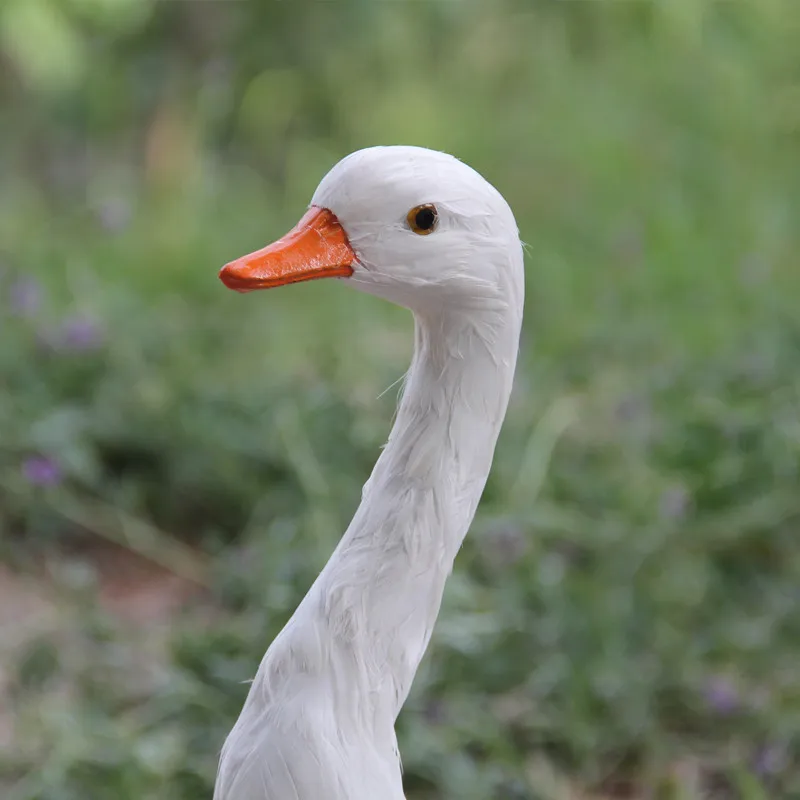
[2,1,799,798]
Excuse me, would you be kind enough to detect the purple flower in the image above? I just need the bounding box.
[22,456,62,487]
[423,699,447,725]
[96,196,131,233]
[615,394,647,422]
[8,278,40,316]
[483,524,528,568]
[754,742,787,776]
[59,315,104,351]
[659,484,690,521]
[704,675,739,715]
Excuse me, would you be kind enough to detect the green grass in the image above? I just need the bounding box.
[2,1,800,798]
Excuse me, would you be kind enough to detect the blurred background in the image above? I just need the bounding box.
[2,1,800,798]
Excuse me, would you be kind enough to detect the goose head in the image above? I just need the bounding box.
[220,145,523,316]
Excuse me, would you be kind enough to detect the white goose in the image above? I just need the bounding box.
[214,145,524,800]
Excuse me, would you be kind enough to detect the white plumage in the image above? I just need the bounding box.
[214,146,524,799]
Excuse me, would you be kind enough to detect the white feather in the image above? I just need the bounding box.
[214,145,525,800]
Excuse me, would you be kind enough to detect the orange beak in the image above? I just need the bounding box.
[219,206,355,293]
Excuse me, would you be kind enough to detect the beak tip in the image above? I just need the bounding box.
[219,263,250,293]
[218,264,233,287]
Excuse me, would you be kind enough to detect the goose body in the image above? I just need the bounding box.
[214,146,524,799]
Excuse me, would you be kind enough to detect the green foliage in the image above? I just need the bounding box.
[2,1,800,798]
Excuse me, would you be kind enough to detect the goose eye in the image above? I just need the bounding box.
[406,204,438,235]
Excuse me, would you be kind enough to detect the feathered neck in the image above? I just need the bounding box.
[310,305,521,720]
